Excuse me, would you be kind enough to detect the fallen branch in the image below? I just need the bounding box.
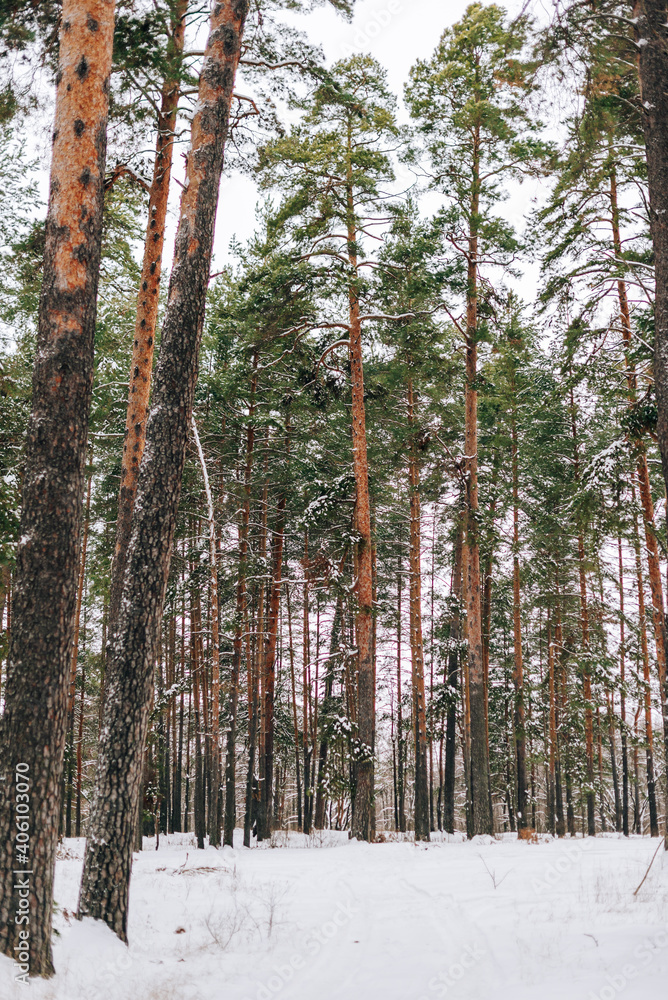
[633,838,663,896]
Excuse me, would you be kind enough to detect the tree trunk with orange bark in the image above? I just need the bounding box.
[463,209,493,836]
[610,169,668,843]
[347,186,375,843]
[107,0,189,643]
[633,1,668,549]
[78,0,249,939]
[0,1,116,976]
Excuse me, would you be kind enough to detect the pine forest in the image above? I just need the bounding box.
[0,1,668,996]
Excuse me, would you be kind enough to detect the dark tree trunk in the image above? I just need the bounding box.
[107,0,188,642]
[0,2,115,977]
[633,0,668,849]
[78,1,249,940]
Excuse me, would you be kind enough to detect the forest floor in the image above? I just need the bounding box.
[1,831,667,999]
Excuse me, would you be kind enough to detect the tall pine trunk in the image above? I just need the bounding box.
[78,1,249,939]
[0,2,115,976]
[611,165,668,843]
[347,162,375,842]
[107,0,188,640]
[633,0,668,849]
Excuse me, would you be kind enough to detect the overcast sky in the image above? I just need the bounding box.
[204,0,551,300]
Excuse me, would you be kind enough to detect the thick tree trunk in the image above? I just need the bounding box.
[612,168,668,842]
[0,2,115,976]
[407,378,430,841]
[633,0,668,849]
[348,253,375,842]
[107,0,188,637]
[464,319,493,836]
[78,1,249,939]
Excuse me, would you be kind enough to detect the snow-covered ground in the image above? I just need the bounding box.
[2,831,667,999]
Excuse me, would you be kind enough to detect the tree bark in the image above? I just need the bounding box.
[633,0,668,849]
[0,2,115,976]
[107,0,188,640]
[611,165,668,844]
[78,0,249,939]
[347,193,375,842]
